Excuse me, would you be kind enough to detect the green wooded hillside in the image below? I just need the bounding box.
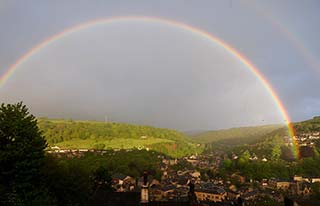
[189,124,285,145]
[38,118,202,157]
[294,116,320,134]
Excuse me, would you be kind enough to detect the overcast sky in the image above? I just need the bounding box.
[0,0,319,131]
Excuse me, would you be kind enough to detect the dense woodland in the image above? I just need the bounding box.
[293,116,320,134]
[38,118,186,143]
[59,150,163,180]
[39,149,163,205]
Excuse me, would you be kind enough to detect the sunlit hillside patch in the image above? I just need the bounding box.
[54,137,174,150]
[38,118,203,157]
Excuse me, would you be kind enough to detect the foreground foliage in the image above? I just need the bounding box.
[0,102,47,205]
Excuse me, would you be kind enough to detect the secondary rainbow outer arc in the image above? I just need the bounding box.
[244,1,320,77]
[0,16,298,158]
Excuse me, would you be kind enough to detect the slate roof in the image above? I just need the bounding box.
[112,173,127,180]
[161,184,176,192]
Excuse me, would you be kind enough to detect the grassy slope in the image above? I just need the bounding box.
[189,124,285,145]
[38,118,202,157]
[55,137,174,149]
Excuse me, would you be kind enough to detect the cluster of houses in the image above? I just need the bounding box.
[47,146,100,158]
[283,132,320,158]
[110,172,319,205]
[110,156,230,204]
[47,135,320,205]
[284,132,320,149]
[266,176,320,196]
[110,171,231,205]
[109,154,320,205]
[47,146,129,157]
[294,132,320,146]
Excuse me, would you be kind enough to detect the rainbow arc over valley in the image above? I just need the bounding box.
[0,16,299,158]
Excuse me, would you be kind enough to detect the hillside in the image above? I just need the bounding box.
[293,116,320,134]
[189,124,285,145]
[37,118,202,157]
[206,117,320,161]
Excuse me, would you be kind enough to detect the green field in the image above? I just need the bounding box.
[54,137,174,149]
[38,118,203,157]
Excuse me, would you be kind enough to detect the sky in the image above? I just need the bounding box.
[0,0,319,131]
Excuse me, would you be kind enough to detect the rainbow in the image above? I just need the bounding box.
[244,1,320,76]
[0,16,298,158]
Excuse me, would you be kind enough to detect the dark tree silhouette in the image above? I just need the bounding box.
[0,102,47,204]
[91,166,113,193]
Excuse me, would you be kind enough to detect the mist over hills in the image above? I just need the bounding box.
[188,124,285,144]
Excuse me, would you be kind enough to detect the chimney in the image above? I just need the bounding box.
[140,171,149,206]
[188,182,197,206]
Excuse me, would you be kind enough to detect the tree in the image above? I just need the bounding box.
[91,166,113,193]
[93,143,105,150]
[0,102,47,204]
[311,182,320,199]
[223,158,233,169]
[271,145,281,160]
